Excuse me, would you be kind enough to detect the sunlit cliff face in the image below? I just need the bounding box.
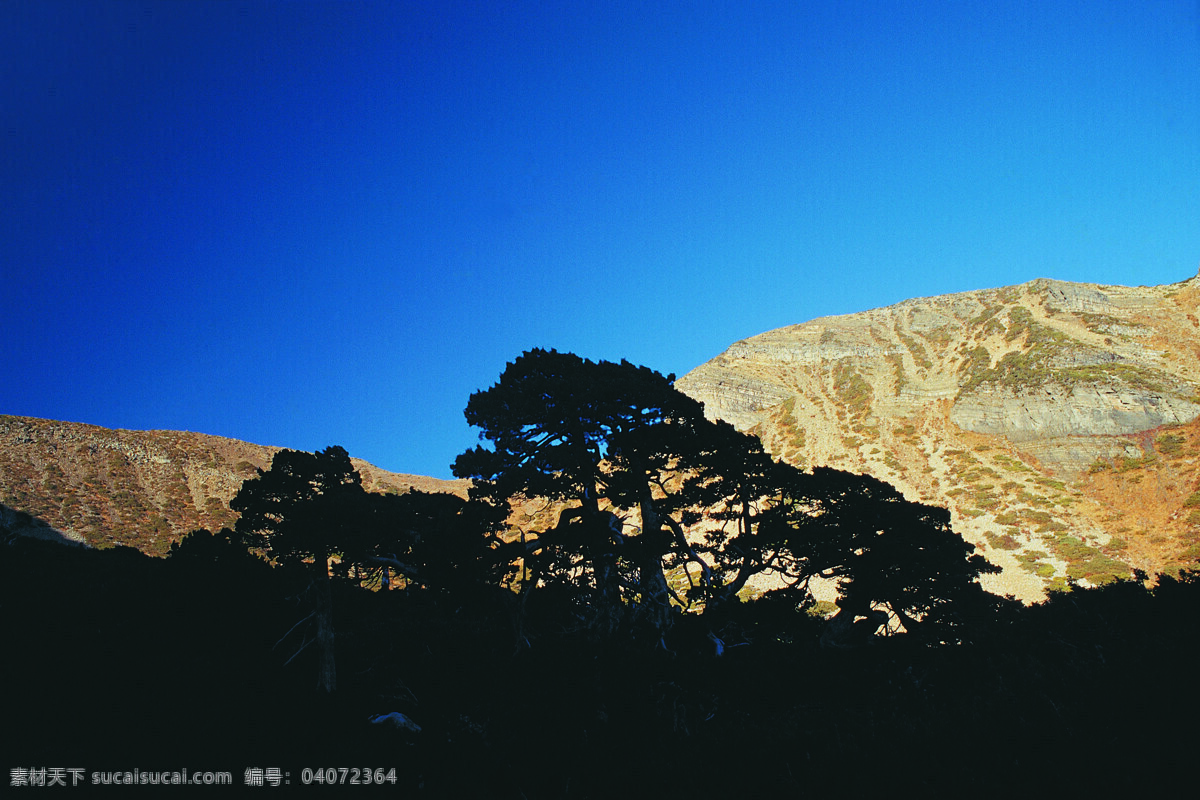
[678,274,1200,597]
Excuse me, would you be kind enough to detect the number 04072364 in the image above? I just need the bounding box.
[300,768,396,785]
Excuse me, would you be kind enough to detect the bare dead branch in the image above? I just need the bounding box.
[283,636,315,666]
[273,612,316,650]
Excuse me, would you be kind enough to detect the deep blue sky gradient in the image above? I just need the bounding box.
[4,1,1199,478]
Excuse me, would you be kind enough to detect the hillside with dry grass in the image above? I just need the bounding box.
[0,415,468,555]
[678,272,1200,599]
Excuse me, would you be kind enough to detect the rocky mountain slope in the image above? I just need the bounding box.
[678,272,1200,600]
[0,415,468,555]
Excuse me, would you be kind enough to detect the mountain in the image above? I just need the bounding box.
[8,273,1200,599]
[678,272,1200,600]
[0,415,468,555]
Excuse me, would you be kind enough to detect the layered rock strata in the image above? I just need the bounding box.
[678,273,1200,598]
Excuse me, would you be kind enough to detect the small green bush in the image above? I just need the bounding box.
[1116,454,1155,473]
[1157,433,1186,456]
[896,329,933,369]
[984,531,1021,550]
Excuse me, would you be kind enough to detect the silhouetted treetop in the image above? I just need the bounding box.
[454,349,998,646]
[454,349,718,635]
[232,445,363,571]
[231,445,363,692]
[454,348,704,506]
[798,469,1001,643]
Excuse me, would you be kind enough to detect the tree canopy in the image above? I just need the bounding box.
[454,348,715,636]
[232,445,364,576]
[231,445,365,692]
[454,348,998,646]
[201,349,999,692]
[357,488,514,596]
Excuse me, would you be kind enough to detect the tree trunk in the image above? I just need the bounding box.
[589,511,624,634]
[636,496,676,636]
[314,553,336,693]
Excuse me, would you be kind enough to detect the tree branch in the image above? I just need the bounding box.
[366,556,423,579]
[283,636,315,666]
[663,515,712,587]
[273,612,316,650]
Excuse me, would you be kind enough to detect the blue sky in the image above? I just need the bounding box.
[3,0,1199,479]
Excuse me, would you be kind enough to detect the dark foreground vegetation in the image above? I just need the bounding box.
[5,534,1199,795]
[4,350,1199,794]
